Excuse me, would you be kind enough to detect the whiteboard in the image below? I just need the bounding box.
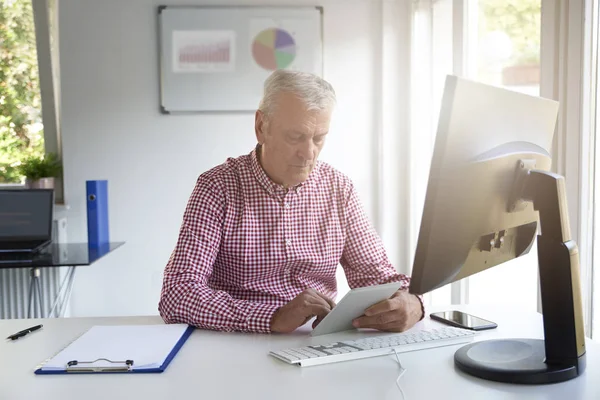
[158,6,323,113]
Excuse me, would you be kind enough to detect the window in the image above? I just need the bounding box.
[0,0,62,202]
[467,0,541,312]
[0,0,44,183]
[412,0,542,311]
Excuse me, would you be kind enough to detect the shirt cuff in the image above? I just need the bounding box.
[246,302,280,333]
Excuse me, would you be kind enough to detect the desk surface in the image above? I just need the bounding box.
[1,304,599,400]
[0,242,124,269]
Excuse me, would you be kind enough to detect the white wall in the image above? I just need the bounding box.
[59,0,385,316]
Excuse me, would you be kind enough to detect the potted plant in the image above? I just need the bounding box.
[17,153,62,189]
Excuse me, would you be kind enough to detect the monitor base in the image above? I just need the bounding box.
[454,339,585,384]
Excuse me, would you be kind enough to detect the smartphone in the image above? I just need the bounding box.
[430,310,497,331]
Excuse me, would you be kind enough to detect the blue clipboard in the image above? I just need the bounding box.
[34,325,194,375]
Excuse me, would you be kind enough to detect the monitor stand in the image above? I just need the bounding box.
[454,168,587,384]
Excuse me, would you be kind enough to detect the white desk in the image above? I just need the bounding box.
[1,304,599,400]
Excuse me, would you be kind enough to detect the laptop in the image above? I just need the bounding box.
[0,189,54,254]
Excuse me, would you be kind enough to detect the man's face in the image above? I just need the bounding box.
[255,92,331,188]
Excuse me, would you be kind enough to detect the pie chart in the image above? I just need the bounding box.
[252,28,296,71]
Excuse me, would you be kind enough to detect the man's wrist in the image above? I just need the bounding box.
[269,307,282,332]
[413,293,425,321]
[394,288,425,321]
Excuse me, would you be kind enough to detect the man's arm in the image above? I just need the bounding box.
[340,184,425,329]
[158,176,279,333]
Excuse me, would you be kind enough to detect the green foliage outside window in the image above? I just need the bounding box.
[0,0,44,183]
[480,0,541,65]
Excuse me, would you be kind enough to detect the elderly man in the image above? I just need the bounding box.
[159,70,424,334]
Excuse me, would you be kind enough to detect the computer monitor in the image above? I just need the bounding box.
[0,189,54,252]
[408,75,586,384]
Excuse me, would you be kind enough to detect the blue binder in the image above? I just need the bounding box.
[34,325,194,375]
[86,180,109,246]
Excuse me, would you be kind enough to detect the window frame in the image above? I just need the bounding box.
[32,0,63,203]
[540,0,595,338]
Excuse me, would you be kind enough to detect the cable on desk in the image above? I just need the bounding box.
[392,348,407,400]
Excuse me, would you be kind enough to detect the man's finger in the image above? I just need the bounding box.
[365,298,399,316]
[312,291,337,310]
[312,315,324,329]
[304,292,335,311]
[353,310,405,328]
[306,304,332,319]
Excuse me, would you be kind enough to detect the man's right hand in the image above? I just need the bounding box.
[270,289,336,333]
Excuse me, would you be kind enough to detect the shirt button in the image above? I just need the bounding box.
[286,239,292,246]
[284,203,290,209]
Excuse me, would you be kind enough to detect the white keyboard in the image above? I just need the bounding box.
[269,326,476,367]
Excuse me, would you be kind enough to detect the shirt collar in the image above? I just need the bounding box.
[250,145,320,195]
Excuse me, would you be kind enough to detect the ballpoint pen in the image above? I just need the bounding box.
[6,324,43,340]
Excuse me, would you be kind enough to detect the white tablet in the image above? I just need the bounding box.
[310,282,404,336]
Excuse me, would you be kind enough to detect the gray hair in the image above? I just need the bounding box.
[258,70,336,116]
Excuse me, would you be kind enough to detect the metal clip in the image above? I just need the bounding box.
[66,358,134,373]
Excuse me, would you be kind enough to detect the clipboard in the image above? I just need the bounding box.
[34,324,194,374]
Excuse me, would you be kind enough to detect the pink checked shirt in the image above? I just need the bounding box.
[158,146,416,333]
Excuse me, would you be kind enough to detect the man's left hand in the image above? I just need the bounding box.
[352,290,423,332]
